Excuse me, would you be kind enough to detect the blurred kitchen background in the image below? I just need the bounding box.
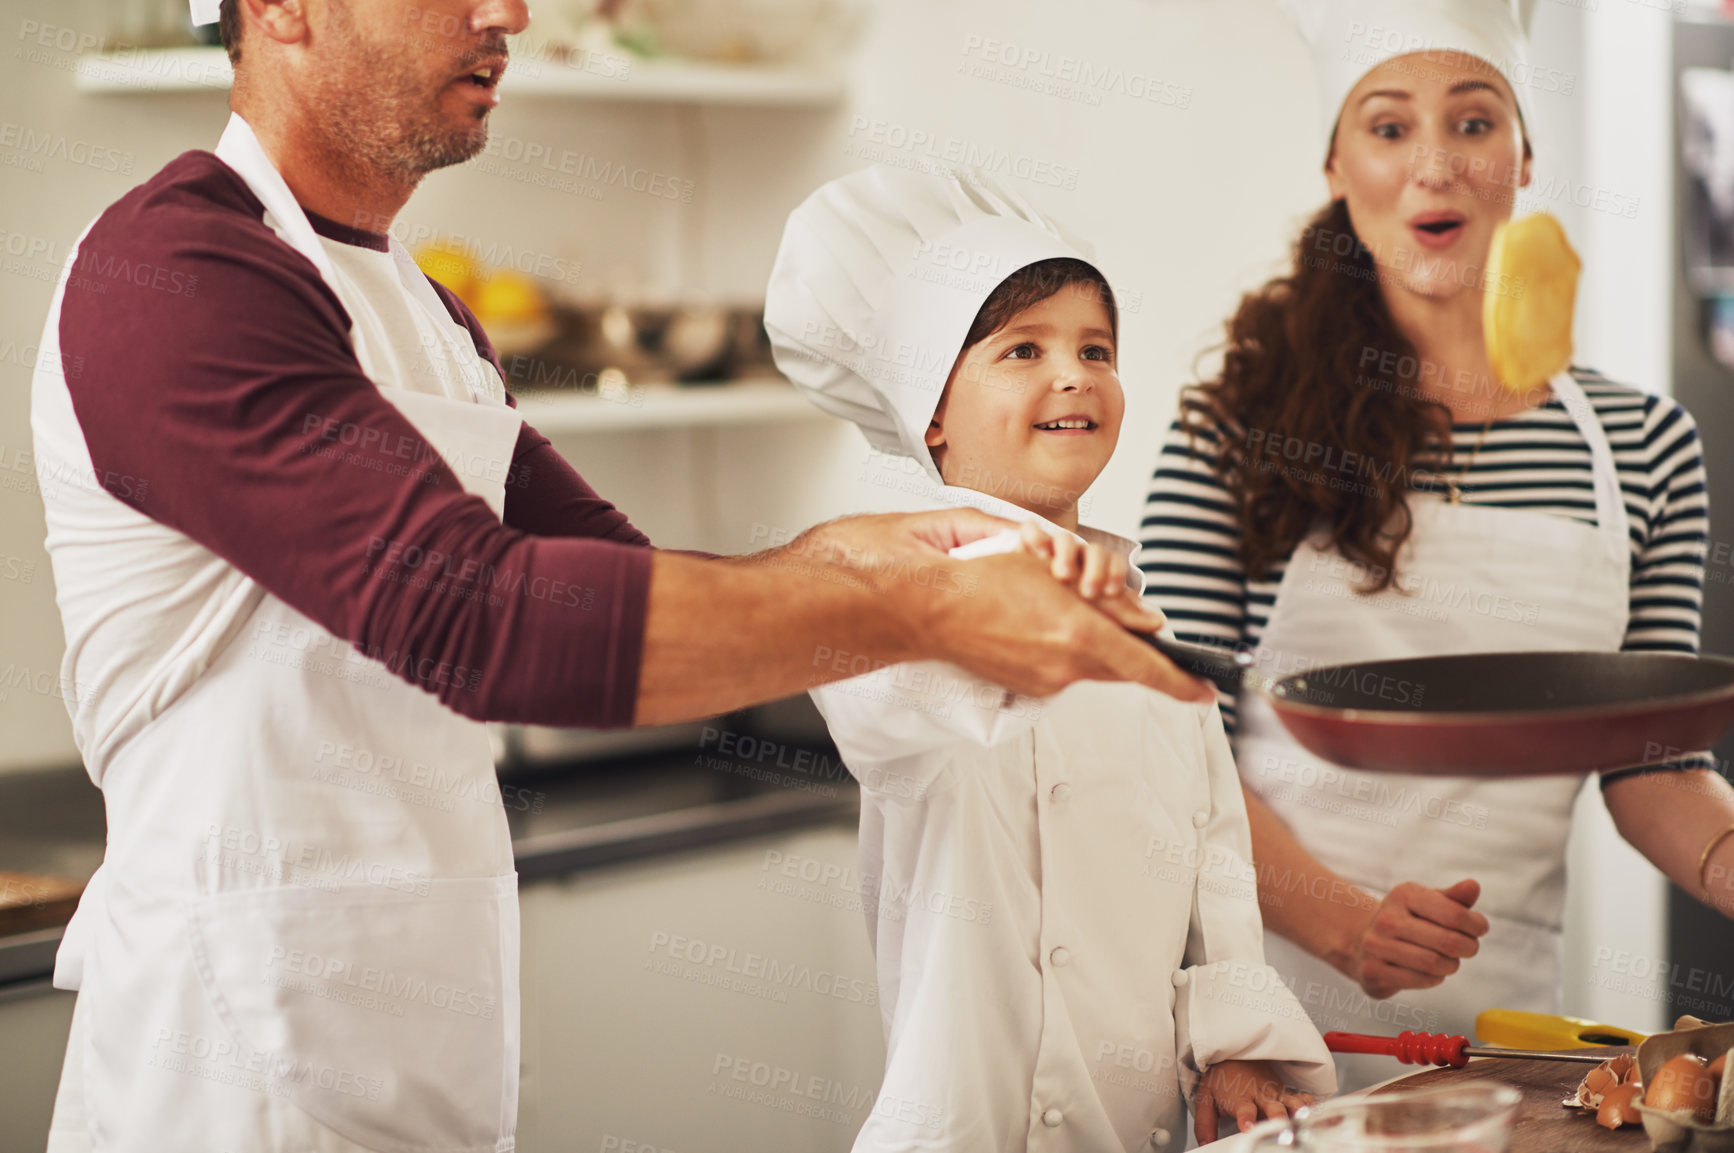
[2,0,1733,1149]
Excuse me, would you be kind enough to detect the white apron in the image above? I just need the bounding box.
[1234,373,1631,1092]
[45,114,525,1152]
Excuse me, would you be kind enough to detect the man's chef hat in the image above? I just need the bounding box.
[1278,0,1540,157]
[190,0,220,26]
[765,166,1096,482]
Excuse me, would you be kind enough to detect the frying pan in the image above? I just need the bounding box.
[1144,636,1734,777]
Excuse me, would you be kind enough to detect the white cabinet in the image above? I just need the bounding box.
[0,825,883,1153]
[517,824,885,1153]
[0,985,74,1153]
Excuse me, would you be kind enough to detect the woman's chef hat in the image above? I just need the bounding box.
[1278,0,1540,157]
[190,0,219,25]
[765,166,1095,482]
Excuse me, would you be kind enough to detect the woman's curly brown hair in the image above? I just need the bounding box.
[1190,198,1455,592]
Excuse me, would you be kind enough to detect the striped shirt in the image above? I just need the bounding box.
[1137,369,1711,784]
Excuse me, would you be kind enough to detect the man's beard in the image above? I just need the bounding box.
[313,3,496,191]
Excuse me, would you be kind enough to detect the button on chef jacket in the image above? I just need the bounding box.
[810,489,1335,1153]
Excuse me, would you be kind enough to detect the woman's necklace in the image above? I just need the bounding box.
[1445,418,1496,504]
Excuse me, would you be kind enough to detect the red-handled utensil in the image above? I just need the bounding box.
[1324,1030,1616,1067]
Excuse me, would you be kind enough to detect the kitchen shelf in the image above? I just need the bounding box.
[73,46,845,106]
[74,47,231,93]
[510,56,844,106]
[510,379,834,434]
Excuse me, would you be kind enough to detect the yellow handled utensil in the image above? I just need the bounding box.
[1475,1009,1647,1050]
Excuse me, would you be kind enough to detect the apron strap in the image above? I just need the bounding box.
[1547,371,1629,565]
[213,113,504,408]
[387,239,506,406]
[214,113,342,289]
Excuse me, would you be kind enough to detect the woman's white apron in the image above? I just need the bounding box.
[1235,374,1630,1091]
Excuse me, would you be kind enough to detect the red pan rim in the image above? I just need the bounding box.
[1266,651,1734,727]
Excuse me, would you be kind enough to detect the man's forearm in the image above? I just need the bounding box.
[633,548,922,726]
[632,509,1208,726]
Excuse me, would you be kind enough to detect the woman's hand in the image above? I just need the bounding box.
[1193,1059,1315,1145]
[1342,879,1490,999]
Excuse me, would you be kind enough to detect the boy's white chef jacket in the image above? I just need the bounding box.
[810,489,1335,1153]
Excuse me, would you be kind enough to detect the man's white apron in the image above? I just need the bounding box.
[43,114,525,1152]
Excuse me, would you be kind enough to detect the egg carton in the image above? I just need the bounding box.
[1633,1020,1734,1153]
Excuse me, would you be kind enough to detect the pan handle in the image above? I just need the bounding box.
[1143,634,1252,696]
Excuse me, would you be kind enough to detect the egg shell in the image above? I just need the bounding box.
[1600,1084,1644,1129]
[1573,1053,1643,1110]
[1651,1055,1718,1123]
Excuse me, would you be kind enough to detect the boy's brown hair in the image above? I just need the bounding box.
[960,258,1118,352]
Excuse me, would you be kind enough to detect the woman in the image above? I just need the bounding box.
[1139,0,1734,1091]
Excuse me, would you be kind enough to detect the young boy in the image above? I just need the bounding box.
[765,167,1334,1153]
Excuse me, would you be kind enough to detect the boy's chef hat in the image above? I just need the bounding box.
[1278,0,1539,157]
[190,0,219,25]
[766,166,1094,483]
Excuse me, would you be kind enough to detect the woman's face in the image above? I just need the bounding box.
[925,286,1124,525]
[1326,51,1531,303]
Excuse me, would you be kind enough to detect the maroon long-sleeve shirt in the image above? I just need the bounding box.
[52,151,653,728]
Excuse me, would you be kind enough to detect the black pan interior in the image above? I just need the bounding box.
[1271,651,1734,715]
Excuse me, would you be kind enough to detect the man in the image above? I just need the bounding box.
[32,1,1202,1148]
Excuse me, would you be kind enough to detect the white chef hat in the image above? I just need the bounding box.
[765,166,1096,482]
[190,0,220,26]
[1278,0,1540,157]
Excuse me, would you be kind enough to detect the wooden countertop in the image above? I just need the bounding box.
[1369,1047,1647,1153]
[0,873,83,937]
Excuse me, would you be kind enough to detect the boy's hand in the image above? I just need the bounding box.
[1014,522,1164,634]
[1193,1059,1314,1145]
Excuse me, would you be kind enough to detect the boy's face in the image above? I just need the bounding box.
[924,287,1123,528]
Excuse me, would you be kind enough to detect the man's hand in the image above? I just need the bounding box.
[1193,1059,1314,1145]
[1341,879,1490,999]
[797,508,1014,569]
[801,512,1209,703]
